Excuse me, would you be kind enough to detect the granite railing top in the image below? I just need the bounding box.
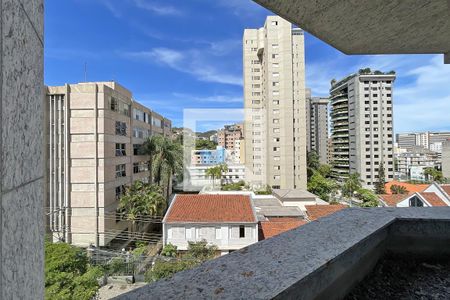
[116,208,450,300]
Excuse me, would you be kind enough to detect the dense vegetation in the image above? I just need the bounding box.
[45,240,103,300]
[145,241,217,282]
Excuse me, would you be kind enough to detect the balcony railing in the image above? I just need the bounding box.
[117,208,450,300]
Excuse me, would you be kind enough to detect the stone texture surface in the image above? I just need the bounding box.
[116,208,450,300]
[1,0,44,191]
[0,0,44,298]
[1,179,44,299]
[253,0,450,58]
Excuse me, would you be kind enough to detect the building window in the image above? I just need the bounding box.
[239,225,245,238]
[115,185,125,200]
[115,121,127,136]
[115,143,126,156]
[409,196,424,207]
[133,144,143,155]
[271,21,278,26]
[110,97,118,111]
[116,164,126,178]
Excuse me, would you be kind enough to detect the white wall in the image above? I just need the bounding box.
[164,223,258,251]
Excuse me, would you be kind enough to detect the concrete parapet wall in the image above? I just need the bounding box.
[117,208,450,300]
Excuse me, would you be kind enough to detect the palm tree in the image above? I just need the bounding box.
[205,166,221,188]
[141,135,164,184]
[153,138,183,200]
[218,163,228,186]
[118,181,166,239]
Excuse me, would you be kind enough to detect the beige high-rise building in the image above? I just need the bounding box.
[443,140,450,180]
[306,88,329,164]
[330,71,395,187]
[243,16,307,190]
[45,82,171,247]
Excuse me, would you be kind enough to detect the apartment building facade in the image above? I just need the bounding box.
[243,16,307,190]
[306,88,329,164]
[330,72,395,187]
[396,131,450,153]
[217,124,244,150]
[443,140,450,180]
[46,82,171,247]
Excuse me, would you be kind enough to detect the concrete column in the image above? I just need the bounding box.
[0,0,44,298]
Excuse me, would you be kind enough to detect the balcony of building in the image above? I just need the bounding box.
[118,208,450,299]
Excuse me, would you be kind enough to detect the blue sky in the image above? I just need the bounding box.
[45,0,450,133]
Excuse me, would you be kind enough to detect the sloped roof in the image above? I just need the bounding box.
[165,194,256,223]
[385,181,429,195]
[419,192,448,207]
[441,185,450,197]
[272,189,318,200]
[379,193,412,207]
[305,204,347,221]
[259,218,307,240]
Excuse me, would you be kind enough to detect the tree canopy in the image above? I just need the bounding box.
[145,240,217,282]
[45,240,103,300]
[195,139,217,150]
[374,163,386,194]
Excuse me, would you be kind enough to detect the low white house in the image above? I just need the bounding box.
[379,183,450,207]
[163,194,258,255]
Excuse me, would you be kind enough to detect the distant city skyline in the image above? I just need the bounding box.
[45,0,450,132]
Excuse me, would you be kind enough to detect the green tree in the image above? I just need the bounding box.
[161,243,178,257]
[195,139,217,150]
[145,240,217,282]
[141,135,164,184]
[205,164,228,188]
[307,151,321,179]
[307,171,338,202]
[342,173,362,198]
[153,137,183,199]
[423,167,445,183]
[118,181,166,238]
[317,164,332,178]
[186,240,218,261]
[374,163,387,194]
[356,188,379,207]
[390,184,408,194]
[45,241,103,300]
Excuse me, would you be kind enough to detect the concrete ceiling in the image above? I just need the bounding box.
[253,0,450,63]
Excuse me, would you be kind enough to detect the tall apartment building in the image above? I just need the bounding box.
[243,16,307,190]
[442,140,450,179]
[306,88,329,164]
[217,123,244,150]
[396,131,450,152]
[330,71,395,187]
[46,82,172,247]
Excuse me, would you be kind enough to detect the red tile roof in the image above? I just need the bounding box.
[165,194,256,223]
[385,181,429,195]
[305,204,347,221]
[441,185,450,197]
[419,192,448,207]
[259,218,307,240]
[379,193,412,207]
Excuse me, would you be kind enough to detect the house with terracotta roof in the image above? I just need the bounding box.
[379,183,450,207]
[384,180,429,195]
[163,194,258,255]
[259,218,307,240]
[305,204,348,221]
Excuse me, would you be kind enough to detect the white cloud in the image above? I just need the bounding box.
[172,92,242,103]
[308,52,450,132]
[393,55,450,132]
[97,0,122,18]
[123,46,242,86]
[132,0,183,16]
